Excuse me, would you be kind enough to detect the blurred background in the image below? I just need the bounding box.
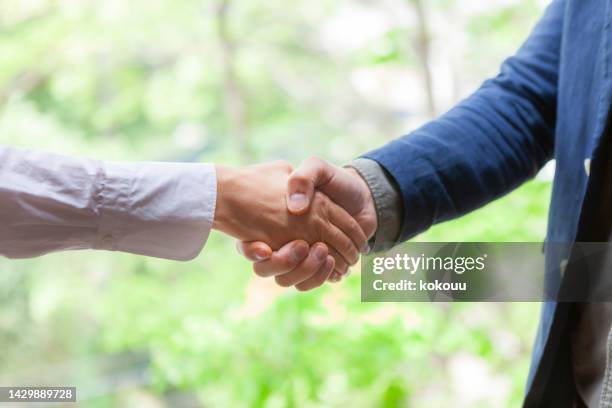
[0,0,552,406]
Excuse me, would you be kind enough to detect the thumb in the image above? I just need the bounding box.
[236,241,273,262]
[286,157,335,215]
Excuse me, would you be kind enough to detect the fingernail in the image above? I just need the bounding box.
[288,193,308,211]
[313,245,327,262]
[255,250,268,261]
[361,243,371,254]
[291,244,309,263]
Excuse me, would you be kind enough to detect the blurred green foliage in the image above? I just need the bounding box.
[0,0,548,406]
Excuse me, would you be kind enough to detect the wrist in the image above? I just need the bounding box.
[347,158,403,251]
[344,166,378,238]
[213,165,240,234]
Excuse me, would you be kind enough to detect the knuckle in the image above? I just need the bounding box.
[295,261,316,280]
[304,156,323,167]
[291,172,310,185]
[281,256,297,270]
[273,252,296,270]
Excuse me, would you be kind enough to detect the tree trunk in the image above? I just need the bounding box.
[411,0,436,117]
[216,0,252,163]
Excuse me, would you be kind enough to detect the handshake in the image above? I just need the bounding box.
[212,157,378,292]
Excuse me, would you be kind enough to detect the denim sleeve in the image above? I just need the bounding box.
[363,0,564,242]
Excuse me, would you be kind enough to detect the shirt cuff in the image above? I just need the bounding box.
[92,161,216,261]
[347,158,403,253]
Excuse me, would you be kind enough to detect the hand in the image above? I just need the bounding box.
[239,157,377,286]
[213,161,368,289]
[286,157,377,237]
[237,239,336,291]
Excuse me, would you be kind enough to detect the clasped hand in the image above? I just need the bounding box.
[213,158,377,291]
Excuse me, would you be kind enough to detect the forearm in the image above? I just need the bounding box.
[212,165,265,242]
[0,146,216,261]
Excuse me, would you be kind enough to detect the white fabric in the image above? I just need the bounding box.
[0,146,216,261]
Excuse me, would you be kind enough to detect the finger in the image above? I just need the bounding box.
[327,203,368,253]
[328,265,352,282]
[296,255,335,292]
[333,266,350,280]
[274,243,329,287]
[320,222,360,266]
[253,240,309,277]
[286,157,335,215]
[328,270,342,282]
[328,247,349,276]
[236,241,273,262]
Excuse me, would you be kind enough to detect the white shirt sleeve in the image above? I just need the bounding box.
[0,146,216,261]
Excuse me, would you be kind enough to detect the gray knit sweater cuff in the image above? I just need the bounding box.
[346,158,403,253]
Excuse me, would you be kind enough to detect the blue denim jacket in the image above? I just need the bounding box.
[362,0,610,397]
